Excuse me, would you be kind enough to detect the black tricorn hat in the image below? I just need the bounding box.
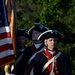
[37,30,62,40]
[28,23,49,36]
[17,28,29,38]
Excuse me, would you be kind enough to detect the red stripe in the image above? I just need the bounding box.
[0,55,15,66]
[0,32,11,39]
[44,49,59,75]
[0,44,13,52]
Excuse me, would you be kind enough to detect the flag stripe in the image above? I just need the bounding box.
[0,50,14,59]
[0,26,11,39]
[0,44,13,52]
[0,26,10,34]
[0,38,12,46]
[0,32,11,39]
[0,55,15,66]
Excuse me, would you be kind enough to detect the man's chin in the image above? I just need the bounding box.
[32,38,37,41]
[33,40,37,41]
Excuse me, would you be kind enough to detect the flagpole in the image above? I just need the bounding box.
[4,0,17,75]
[6,0,17,56]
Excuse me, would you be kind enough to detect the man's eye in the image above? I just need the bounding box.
[49,40,52,41]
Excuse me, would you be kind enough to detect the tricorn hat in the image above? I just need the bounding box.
[17,28,29,38]
[28,23,49,36]
[38,30,62,40]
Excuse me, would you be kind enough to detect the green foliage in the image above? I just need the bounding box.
[16,0,75,74]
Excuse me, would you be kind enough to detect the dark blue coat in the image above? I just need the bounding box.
[33,50,72,75]
[16,46,32,75]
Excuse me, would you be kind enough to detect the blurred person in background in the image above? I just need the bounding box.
[16,28,32,75]
[24,23,49,75]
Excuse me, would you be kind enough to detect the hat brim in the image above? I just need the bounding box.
[38,30,62,40]
[17,30,30,39]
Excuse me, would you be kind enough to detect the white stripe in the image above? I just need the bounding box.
[0,26,10,34]
[15,53,23,65]
[42,57,55,73]
[5,72,15,75]
[11,64,14,72]
[28,47,46,65]
[38,30,62,40]
[28,26,34,35]
[0,50,14,59]
[42,52,61,73]
[37,30,53,40]
[30,67,34,75]
[0,38,12,46]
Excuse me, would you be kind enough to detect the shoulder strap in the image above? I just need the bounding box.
[28,47,46,65]
[15,53,23,65]
[30,67,34,75]
[42,52,61,73]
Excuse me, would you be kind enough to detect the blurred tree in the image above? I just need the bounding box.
[16,0,75,74]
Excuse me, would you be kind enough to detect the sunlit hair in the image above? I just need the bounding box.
[44,39,47,46]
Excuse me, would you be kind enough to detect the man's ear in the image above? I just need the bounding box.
[44,39,47,46]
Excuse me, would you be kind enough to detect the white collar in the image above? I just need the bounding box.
[48,50,55,54]
[34,42,43,49]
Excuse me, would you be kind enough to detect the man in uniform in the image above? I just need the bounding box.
[24,23,49,75]
[16,28,32,75]
[33,30,72,75]
[16,28,29,57]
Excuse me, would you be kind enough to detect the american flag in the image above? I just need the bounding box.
[0,0,15,67]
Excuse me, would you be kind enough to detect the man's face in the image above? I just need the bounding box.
[32,31,41,41]
[18,36,27,48]
[46,38,58,50]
